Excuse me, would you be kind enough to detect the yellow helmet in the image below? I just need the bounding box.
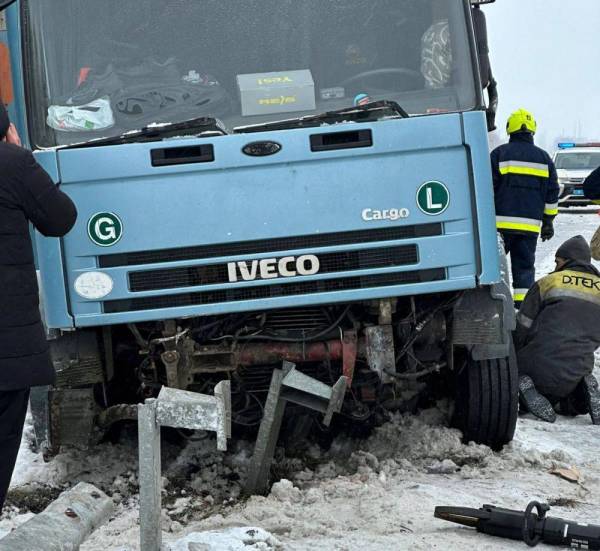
[506,109,537,135]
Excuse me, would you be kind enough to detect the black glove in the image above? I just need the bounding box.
[541,217,554,242]
[485,77,498,132]
[486,107,497,132]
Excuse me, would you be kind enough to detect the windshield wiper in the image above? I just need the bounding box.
[234,100,409,134]
[67,117,228,149]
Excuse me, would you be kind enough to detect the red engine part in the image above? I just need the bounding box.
[236,332,362,385]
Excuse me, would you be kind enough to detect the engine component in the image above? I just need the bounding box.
[364,325,396,383]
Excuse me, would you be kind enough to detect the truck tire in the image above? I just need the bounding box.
[452,346,518,451]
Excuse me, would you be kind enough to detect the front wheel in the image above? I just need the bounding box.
[452,346,518,451]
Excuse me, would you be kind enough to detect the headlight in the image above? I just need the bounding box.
[74,272,114,300]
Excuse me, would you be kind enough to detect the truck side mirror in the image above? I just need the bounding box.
[0,0,17,9]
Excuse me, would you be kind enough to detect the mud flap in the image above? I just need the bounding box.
[30,330,104,456]
[31,388,98,457]
[452,234,515,361]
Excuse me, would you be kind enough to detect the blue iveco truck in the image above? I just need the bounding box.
[1,0,516,455]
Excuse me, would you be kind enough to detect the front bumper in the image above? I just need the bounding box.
[559,184,589,206]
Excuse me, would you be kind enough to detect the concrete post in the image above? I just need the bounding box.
[0,482,113,551]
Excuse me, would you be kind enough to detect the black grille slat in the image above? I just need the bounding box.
[104,269,445,313]
[99,224,442,268]
[129,245,419,292]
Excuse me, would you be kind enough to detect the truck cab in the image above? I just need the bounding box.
[1,0,517,456]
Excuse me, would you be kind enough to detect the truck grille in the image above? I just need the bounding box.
[99,224,442,268]
[104,268,445,313]
[129,244,419,292]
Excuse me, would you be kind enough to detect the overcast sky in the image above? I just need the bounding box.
[485,0,600,151]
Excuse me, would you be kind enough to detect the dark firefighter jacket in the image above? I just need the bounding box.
[0,142,77,390]
[515,236,600,399]
[491,133,560,235]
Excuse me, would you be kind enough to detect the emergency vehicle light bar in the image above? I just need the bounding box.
[558,142,600,149]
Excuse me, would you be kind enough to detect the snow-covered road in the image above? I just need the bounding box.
[2,209,600,551]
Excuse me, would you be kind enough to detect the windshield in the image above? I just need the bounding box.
[555,152,600,171]
[22,0,478,148]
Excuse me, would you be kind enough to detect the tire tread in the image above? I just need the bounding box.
[454,345,518,450]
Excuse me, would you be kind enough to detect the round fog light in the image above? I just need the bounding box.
[74,272,114,300]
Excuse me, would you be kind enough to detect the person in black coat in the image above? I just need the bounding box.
[0,103,77,511]
[515,235,600,425]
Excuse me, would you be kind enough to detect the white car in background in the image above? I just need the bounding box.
[554,143,600,206]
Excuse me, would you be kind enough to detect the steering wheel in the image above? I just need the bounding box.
[340,68,423,92]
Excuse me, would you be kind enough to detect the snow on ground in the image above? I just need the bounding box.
[2,209,600,550]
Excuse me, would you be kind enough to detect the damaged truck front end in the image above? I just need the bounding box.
[3,0,517,456]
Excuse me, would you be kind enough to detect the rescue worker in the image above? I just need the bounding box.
[0,103,77,512]
[583,165,600,260]
[491,109,560,307]
[515,235,600,425]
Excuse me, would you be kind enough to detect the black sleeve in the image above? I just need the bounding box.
[16,150,77,237]
[490,147,501,192]
[584,166,600,201]
[514,283,542,349]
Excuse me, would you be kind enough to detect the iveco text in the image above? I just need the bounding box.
[227,255,321,282]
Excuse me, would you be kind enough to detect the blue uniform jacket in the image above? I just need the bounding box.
[491,133,559,235]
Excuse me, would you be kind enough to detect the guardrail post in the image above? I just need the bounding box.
[245,362,347,495]
[138,398,161,551]
[137,382,231,551]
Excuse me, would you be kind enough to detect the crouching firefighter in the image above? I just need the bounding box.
[491,109,560,307]
[515,236,600,425]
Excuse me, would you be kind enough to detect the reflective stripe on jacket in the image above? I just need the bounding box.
[491,133,560,235]
[515,262,600,398]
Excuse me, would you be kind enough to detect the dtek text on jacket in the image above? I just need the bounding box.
[491,133,560,234]
[0,142,77,390]
[515,247,600,399]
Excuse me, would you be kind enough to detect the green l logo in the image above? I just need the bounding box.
[88,212,123,247]
[417,181,450,216]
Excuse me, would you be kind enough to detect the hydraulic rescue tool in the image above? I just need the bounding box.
[435,501,600,549]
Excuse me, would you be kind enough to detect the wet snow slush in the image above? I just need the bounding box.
[2,209,600,550]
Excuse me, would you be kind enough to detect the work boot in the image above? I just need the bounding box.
[519,375,557,423]
[582,374,600,425]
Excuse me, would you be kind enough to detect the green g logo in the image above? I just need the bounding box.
[88,212,123,247]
